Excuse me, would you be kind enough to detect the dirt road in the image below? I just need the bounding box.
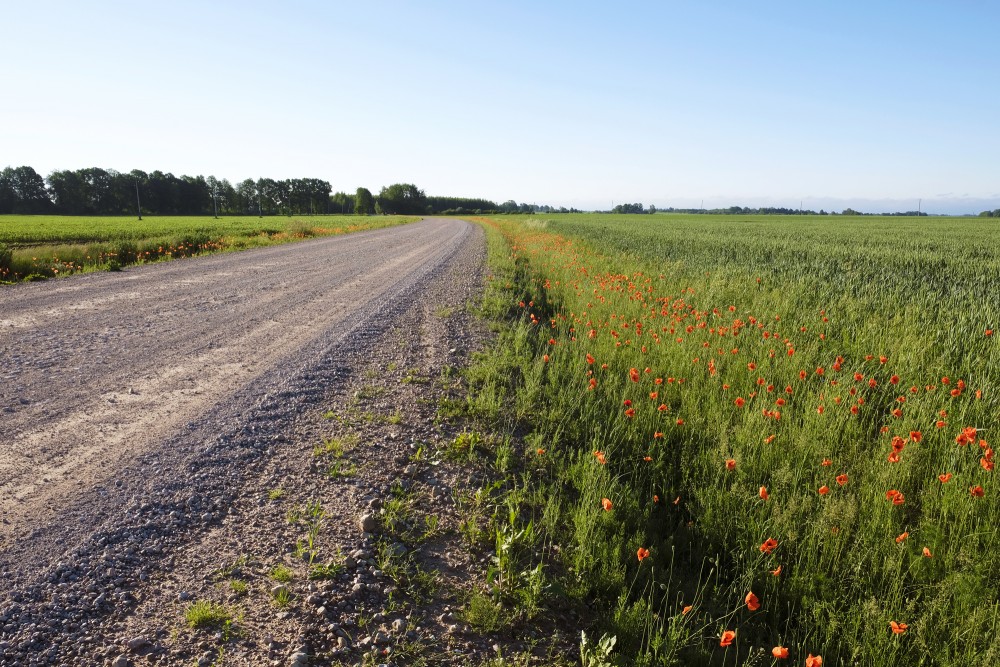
[0,218,484,663]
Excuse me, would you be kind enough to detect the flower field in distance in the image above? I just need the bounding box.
[468,214,998,666]
[0,214,415,281]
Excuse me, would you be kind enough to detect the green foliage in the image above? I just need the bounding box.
[466,214,1000,666]
[184,600,233,630]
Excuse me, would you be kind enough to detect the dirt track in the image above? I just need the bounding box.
[0,217,484,665]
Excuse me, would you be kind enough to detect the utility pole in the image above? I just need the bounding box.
[258,195,263,218]
[213,187,219,219]
[135,179,142,220]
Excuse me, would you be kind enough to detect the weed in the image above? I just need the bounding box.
[184,600,233,631]
[269,564,293,583]
[267,488,285,501]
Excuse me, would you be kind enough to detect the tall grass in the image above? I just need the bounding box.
[465,214,999,666]
[0,214,417,281]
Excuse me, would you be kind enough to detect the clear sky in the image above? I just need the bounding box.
[2,1,998,214]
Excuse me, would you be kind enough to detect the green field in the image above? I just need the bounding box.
[0,214,416,281]
[464,213,999,666]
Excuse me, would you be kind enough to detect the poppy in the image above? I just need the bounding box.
[719,630,736,647]
[759,486,769,500]
[764,434,776,444]
[895,532,908,543]
[542,354,550,363]
[536,448,546,455]
[836,474,848,486]
[593,451,607,464]
[909,431,922,443]
[586,353,595,364]
[771,565,782,576]
[821,458,832,467]
[637,547,650,562]
[922,547,933,558]
[624,408,635,418]
[629,367,640,382]
[653,495,659,503]
[745,591,760,611]
[760,538,778,554]
[970,485,985,497]
[681,605,692,615]
[818,485,830,496]
[643,455,652,462]
[734,397,746,408]
[725,459,736,470]
[772,646,789,659]
[886,489,904,505]
[806,655,823,667]
[890,621,908,635]
[601,498,613,512]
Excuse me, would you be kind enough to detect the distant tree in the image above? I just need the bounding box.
[377,183,427,215]
[355,187,375,215]
[330,191,355,214]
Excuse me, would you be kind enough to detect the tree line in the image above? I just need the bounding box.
[0,166,565,218]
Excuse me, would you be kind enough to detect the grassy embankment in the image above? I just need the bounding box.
[0,215,417,282]
[459,214,999,666]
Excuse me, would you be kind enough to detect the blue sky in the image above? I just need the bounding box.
[2,1,998,213]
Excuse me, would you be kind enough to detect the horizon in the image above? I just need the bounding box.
[2,1,998,216]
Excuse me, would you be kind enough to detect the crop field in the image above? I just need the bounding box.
[0,214,416,281]
[466,214,999,665]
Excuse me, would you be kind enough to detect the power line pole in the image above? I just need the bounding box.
[135,179,142,220]
[213,187,219,219]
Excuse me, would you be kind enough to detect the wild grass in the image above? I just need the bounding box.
[463,213,1000,666]
[0,214,417,281]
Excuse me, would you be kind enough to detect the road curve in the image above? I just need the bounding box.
[0,217,473,551]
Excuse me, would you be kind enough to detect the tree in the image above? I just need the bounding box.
[377,183,426,215]
[355,187,374,215]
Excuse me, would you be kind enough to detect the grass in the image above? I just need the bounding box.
[184,600,233,630]
[460,213,1000,666]
[269,564,293,583]
[0,214,417,282]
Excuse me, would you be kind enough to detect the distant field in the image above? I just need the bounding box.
[468,213,999,665]
[0,214,416,281]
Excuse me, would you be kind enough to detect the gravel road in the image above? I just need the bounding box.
[0,217,482,665]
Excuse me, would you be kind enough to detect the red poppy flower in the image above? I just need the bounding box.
[771,565,782,576]
[806,655,823,667]
[725,459,736,470]
[745,591,760,611]
[818,485,830,496]
[601,498,612,512]
[938,473,952,483]
[637,547,650,562]
[836,474,848,486]
[593,451,607,465]
[760,538,778,554]
[719,630,736,647]
[759,486,769,500]
[772,646,789,659]
[734,397,746,408]
[970,485,985,497]
[895,531,908,543]
[629,367,640,382]
[922,546,933,558]
[890,621,908,635]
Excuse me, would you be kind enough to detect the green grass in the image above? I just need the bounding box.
[463,213,1000,666]
[184,600,233,630]
[0,214,417,281]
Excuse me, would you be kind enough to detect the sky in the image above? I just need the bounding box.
[2,1,998,214]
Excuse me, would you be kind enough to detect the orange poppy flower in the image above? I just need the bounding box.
[586,353,595,364]
[805,654,823,667]
[938,473,952,483]
[772,646,789,659]
[909,431,922,442]
[818,485,830,496]
[601,498,613,512]
[542,354,550,363]
[759,486,769,500]
[745,591,760,611]
[637,547,650,562]
[895,531,908,543]
[970,485,985,497]
[653,494,659,503]
[887,452,901,463]
[643,455,652,462]
[771,565,782,576]
[725,459,736,470]
[675,418,685,425]
[653,431,664,438]
[624,408,636,418]
[890,621,908,635]
[593,450,607,465]
[760,538,778,554]
[734,397,746,408]
[681,604,693,615]
[835,474,848,486]
[629,367,640,382]
[764,434,776,444]
[719,630,736,647]
[922,546,933,558]
[536,448,546,455]
[821,458,832,467]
